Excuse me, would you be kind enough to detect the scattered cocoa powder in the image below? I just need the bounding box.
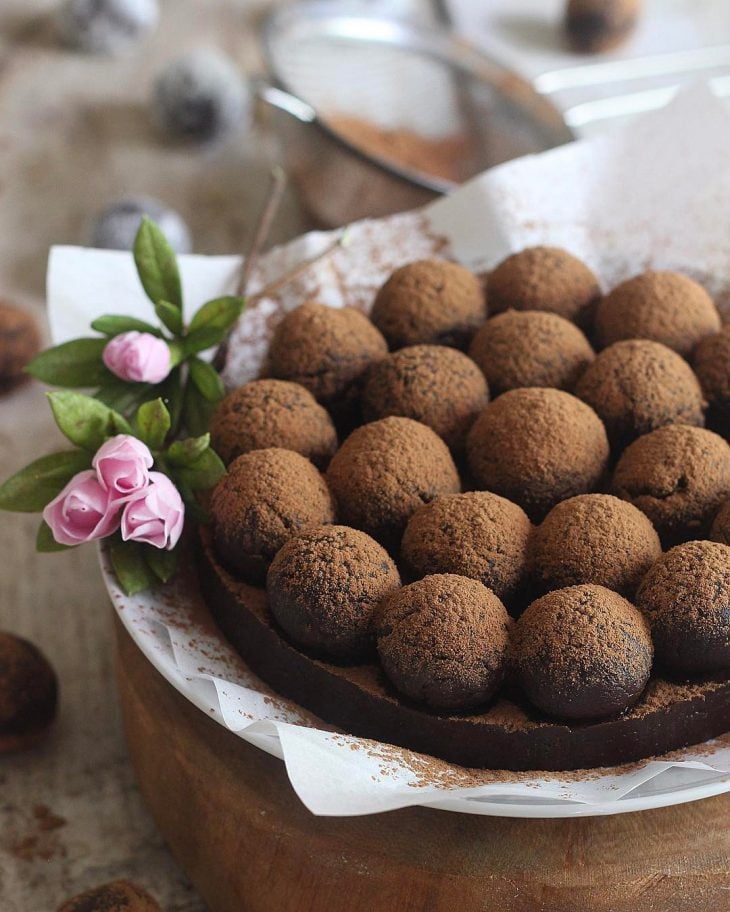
[486,246,601,328]
[530,494,661,597]
[56,880,161,912]
[595,271,721,357]
[267,525,401,662]
[325,114,472,184]
[371,259,486,350]
[210,448,335,584]
[268,302,387,417]
[210,378,338,468]
[326,416,460,550]
[361,344,488,452]
[636,541,730,676]
[612,424,730,545]
[469,309,594,395]
[466,387,610,520]
[401,490,532,607]
[692,324,730,438]
[575,339,706,449]
[513,584,653,721]
[376,574,511,711]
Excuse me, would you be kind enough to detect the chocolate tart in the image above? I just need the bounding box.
[198,530,730,771]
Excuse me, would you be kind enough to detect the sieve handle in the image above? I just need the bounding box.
[254,78,317,124]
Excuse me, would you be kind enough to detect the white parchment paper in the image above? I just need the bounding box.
[49,85,730,817]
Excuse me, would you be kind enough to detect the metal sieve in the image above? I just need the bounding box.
[258,3,574,227]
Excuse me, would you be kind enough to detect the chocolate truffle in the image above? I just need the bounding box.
[636,541,730,676]
[211,448,335,584]
[267,525,400,662]
[469,309,594,395]
[268,302,387,416]
[57,881,161,912]
[565,0,641,54]
[370,260,486,350]
[210,379,338,468]
[612,425,730,545]
[401,491,532,605]
[595,271,721,357]
[0,302,41,391]
[0,633,58,754]
[326,417,460,550]
[693,325,730,438]
[711,499,730,545]
[376,574,511,712]
[466,388,610,520]
[530,494,661,597]
[575,339,706,449]
[513,585,653,722]
[486,246,600,328]
[361,344,489,452]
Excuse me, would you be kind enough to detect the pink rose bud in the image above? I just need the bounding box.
[43,470,121,546]
[102,331,171,384]
[93,435,153,500]
[121,472,184,551]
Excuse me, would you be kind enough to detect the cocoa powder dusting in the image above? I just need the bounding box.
[56,880,161,912]
[693,324,730,438]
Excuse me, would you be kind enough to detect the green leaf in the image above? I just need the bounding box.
[91,315,163,337]
[182,327,225,356]
[36,520,72,552]
[181,381,217,437]
[48,391,125,451]
[0,450,91,512]
[157,368,184,437]
[26,338,109,387]
[178,484,210,524]
[172,447,225,491]
[155,301,184,336]
[145,544,180,583]
[166,433,211,467]
[189,357,225,403]
[133,217,183,310]
[95,378,153,415]
[110,538,157,596]
[188,296,244,334]
[135,398,171,450]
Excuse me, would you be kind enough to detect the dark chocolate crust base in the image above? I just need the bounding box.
[198,531,730,771]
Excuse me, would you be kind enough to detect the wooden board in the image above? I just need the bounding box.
[115,617,730,912]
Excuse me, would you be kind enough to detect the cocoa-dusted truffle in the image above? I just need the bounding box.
[267,526,401,662]
[513,585,653,722]
[565,0,641,54]
[268,302,387,414]
[0,633,58,754]
[575,339,706,449]
[376,574,511,712]
[57,881,160,912]
[370,260,486,350]
[612,425,730,545]
[466,388,609,520]
[693,325,730,438]
[327,417,459,550]
[711,499,730,545]
[0,302,41,391]
[211,448,335,584]
[530,494,661,597]
[401,491,531,605]
[210,379,337,468]
[469,309,594,395]
[636,541,730,676]
[486,246,600,328]
[361,344,488,451]
[595,271,721,357]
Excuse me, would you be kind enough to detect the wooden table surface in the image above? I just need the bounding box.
[0,1,306,908]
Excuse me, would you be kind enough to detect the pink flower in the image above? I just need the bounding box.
[103,331,171,384]
[121,472,184,551]
[93,435,153,501]
[43,470,121,546]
